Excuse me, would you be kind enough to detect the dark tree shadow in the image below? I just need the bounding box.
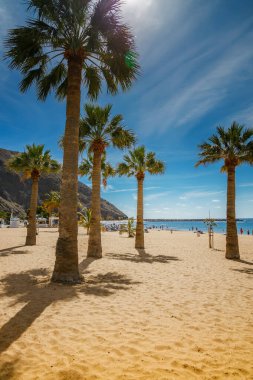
[79,257,97,273]
[0,269,76,355]
[0,359,19,380]
[0,268,140,354]
[234,259,253,266]
[78,272,141,297]
[0,246,27,257]
[0,250,29,257]
[232,268,253,275]
[106,250,180,264]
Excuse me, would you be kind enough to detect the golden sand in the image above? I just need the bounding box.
[0,228,252,379]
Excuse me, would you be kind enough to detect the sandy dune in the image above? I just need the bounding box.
[0,228,252,379]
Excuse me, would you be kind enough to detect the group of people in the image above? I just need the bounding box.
[240,228,253,235]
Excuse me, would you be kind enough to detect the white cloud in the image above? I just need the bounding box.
[0,4,13,40]
[225,105,253,126]
[212,199,220,202]
[105,186,160,193]
[144,191,170,201]
[136,12,253,136]
[183,190,223,199]
[176,203,186,207]
[239,183,253,188]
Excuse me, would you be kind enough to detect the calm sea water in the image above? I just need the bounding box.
[143,219,253,234]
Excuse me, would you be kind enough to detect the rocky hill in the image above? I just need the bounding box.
[0,148,127,220]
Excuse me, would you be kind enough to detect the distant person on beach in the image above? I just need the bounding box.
[247,230,250,235]
[240,228,243,235]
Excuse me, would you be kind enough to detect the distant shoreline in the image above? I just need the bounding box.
[144,218,246,222]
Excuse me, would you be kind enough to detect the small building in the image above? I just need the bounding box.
[49,216,59,228]
[10,217,20,228]
[36,217,48,228]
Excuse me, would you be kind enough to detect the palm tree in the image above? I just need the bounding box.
[78,208,92,235]
[196,122,253,260]
[79,152,115,189]
[5,0,139,283]
[80,103,135,258]
[119,217,135,238]
[43,191,61,215]
[7,144,60,246]
[117,146,165,249]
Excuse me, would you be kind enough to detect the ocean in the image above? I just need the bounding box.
[143,219,253,234]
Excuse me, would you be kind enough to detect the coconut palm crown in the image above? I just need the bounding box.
[7,144,60,246]
[5,0,139,100]
[79,152,115,188]
[80,103,135,258]
[117,145,165,249]
[196,121,253,259]
[5,0,139,284]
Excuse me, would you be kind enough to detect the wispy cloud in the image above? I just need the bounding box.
[144,191,171,201]
[105,186,160,193]
[183,190,224,199]
[135,8,253,136]
[239,183,253,188]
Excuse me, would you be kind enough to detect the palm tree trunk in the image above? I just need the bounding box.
[135,178,144,249]
[52,58,82,283]
[87,150,102,258]
[226,166,240,259]
[25,176,39,246]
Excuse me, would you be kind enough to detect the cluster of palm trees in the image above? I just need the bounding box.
[7,104,165,260]
[5,0,140,283]
[4,1,253,284]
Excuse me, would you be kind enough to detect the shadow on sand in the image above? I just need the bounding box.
[0,246,28,257]
[232,268,253,275]
[0,269,76,355]
[0,358,20,380]
[0,264,140,355]
[212,248,225,253]
[234,259,253,266]
[78,272,141,297]
[106,249,180,264]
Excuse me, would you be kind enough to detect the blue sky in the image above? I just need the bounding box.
[1,0,253,218]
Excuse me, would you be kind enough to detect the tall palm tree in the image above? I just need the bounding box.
[117,146,165,249]
[43,191,61,215]
[5,0,139,283]
[79,152,115,189]
[7,144,60,246]
[80,103,135,258]
[196,122,253,260]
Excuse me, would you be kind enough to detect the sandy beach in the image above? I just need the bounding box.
[0,228,252,379]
